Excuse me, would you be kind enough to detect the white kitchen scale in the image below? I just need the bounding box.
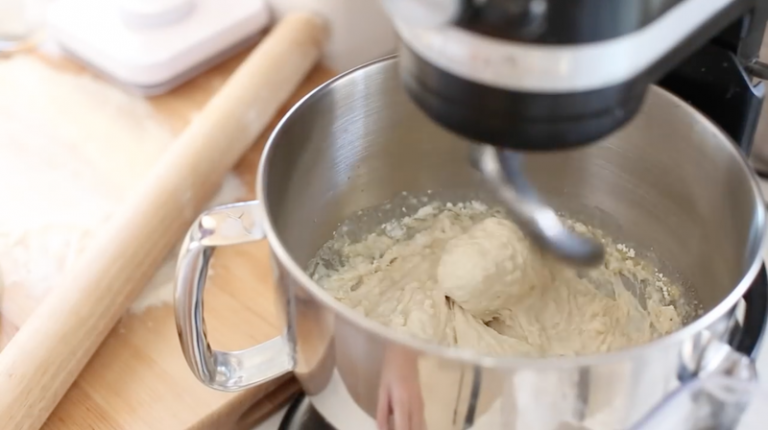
[47,0,271,95]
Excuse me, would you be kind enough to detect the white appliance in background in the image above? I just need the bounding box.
[46,0,271,95]
[45,0,397,96]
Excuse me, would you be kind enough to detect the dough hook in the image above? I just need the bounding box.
[470,144,605,267]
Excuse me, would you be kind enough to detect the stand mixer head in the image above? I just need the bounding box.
[380,0,767,266]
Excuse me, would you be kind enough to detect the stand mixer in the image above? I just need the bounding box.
[273,1,768,429]
[378,0,768,267]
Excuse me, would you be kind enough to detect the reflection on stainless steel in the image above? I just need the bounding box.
[174,201,293,391]
[471,145,605,267]
[629,340,759,430]
[176,58,766,429]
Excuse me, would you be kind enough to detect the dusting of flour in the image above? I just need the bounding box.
[311,201,685,357]
[0,56,245,314]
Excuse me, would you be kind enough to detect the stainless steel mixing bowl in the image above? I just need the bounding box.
[176,57,767,430]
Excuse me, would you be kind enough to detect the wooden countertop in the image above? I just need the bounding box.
[0,46,336,429]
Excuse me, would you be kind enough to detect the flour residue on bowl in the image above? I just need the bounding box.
[309,200,688,357]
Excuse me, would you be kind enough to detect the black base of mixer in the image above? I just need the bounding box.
[279,395,334,430]
[731,264,767,358]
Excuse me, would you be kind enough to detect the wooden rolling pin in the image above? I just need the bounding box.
[0,13,326,430]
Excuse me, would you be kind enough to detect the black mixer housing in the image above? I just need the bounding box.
[397,0,767,152]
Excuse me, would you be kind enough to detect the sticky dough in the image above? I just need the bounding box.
[312,203,683,357]
[437,217,548,321]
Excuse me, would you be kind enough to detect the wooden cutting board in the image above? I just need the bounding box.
[0,46,336,429]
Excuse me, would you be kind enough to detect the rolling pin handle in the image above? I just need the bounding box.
[175,200,294,392]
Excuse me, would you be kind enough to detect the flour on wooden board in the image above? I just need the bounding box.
[0,55,246,314]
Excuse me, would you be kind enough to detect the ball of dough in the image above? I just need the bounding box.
[437,217,545,320]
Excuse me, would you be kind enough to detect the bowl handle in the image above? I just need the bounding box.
[629,267,768,430]
[629,339,760,430]
[174,201,294,392]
